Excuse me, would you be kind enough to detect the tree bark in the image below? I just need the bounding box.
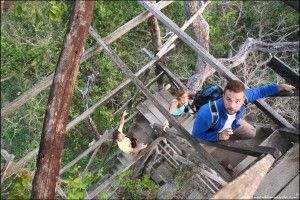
[147,0,164,90]
[31,1,94,199]
[203,38,299,79]
[184,1,210,93]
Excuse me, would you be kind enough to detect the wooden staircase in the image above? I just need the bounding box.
[84,88,298,199]
[136,89,299,199]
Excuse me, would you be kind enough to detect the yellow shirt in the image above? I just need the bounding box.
[117,137,132,153]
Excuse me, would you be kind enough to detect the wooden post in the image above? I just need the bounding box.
[31,1,94,199]
[147,0,164,90]
[211,154,275,199]
[88,27,231,181]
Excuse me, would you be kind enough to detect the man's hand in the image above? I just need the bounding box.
[122,110,128,117]
[163,121,169,131]
[219,128,233,141]
[278,84,296,93]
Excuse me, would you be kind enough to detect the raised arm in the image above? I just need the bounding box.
[163,100,178,131]
[118,110,128,132]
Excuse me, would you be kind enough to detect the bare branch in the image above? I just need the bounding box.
[218,38,299,68]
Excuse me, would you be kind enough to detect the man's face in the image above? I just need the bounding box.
[117,132,125,141]
[223,90,245,115]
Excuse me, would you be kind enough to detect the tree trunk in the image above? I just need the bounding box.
[184,1,210,93]
[31,1,94,199]
[147,0,164,90]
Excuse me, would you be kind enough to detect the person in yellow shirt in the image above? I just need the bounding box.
[113,110,147,154]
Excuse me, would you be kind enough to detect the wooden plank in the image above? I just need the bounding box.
[1,74,54,119]
[0,1,173,119]
[254,144,299,198]
[90,28,231,181]
[278,127,299,142]
[282,1,299,11]
[137,102,161,125]
[143,48,187,90]
[154,123,281,158]
[267,57,299,88]
[82,1,173,61]
[156,2,209,59]
[211,154,275,199]
[139,0,294,129]
[143,100,167,124]
[274,174,299,199]
[233,130,292,177]
[153,92,171,109]
[158,89,174,103]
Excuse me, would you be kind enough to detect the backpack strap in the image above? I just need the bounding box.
[208,100,219,130]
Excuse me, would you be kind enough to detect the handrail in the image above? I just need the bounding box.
[153,123,281,159]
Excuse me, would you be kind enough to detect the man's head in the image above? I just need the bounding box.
[223,80,246,115]
[113,130,125,142]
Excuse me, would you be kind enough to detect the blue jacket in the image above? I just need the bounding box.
[192,83,280,142]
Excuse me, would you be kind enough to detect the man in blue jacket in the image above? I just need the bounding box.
[192,80,295,142]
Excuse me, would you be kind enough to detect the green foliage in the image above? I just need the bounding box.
[2,170,32,199]
[113,170,159,199]
[61,166,96,199]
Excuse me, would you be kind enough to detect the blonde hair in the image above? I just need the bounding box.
[176,88,188,108]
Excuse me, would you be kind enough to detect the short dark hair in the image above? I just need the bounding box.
[113,130,121,140]
[224,80,245,93]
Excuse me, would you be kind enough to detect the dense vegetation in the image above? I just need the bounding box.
[1,1,298,198]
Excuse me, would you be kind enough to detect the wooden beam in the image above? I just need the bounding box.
[153,123,281,159]
[114,71,165,116]
[142,48,187,89]
[0,1,173,120]
[278,127,299,142]
[211,154,275,199]
[156,3,208,59]
[1,74,54,119]
[82,1,173,61]
[139,1,294,129]
[282,0,299,11]
[89,27,231,181]
[267,56,299,88]
[59,111,137,175]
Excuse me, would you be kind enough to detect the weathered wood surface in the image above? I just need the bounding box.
[211,154,275,199]
[278,127,299,142]
[90,29,231,181]
[283,0,299,11]
[254,144,299,199]
[139,0,294,129]
[147,0,164,90]
[1,74,54,119]
[0,1,173,119]
[154,123,281,158]
[31,2,94,199]
[233,130,292,177]
[274,174,299,199]
[114,71,164,116]
[82,1,172,61]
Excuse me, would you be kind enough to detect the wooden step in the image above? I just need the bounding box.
[158,89,174,103]
[253,143,299,199]
[130,122,152,144]
[232,129,292,176]
[137,101,162,125]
